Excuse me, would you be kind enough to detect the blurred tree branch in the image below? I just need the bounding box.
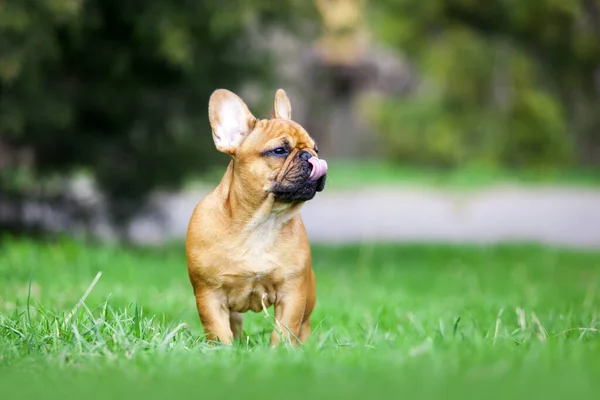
[0,0,316,238]
[367,0,600,168]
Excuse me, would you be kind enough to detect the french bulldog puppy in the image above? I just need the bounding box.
[186,88,327,346]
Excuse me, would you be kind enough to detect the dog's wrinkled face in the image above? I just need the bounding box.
[208,88,327,203]
[240,119,327,202]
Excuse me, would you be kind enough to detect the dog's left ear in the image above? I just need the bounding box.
[272,89,292,120]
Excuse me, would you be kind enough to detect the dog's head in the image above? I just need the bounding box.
[208,88,327,203]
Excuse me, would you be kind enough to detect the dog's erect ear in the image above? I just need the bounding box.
[272,89,292,120]
[208,89,257,155]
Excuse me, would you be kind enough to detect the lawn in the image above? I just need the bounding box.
[1,237,600,399]
[186,159,600,191]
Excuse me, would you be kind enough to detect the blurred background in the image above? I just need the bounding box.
[1,0,600,248]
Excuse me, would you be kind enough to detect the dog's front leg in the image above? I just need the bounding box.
[270,287,306,347]
[194,289,233,345]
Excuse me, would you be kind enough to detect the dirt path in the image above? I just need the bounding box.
[124,185,600,249]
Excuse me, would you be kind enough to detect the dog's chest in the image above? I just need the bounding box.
[242,216,287,256]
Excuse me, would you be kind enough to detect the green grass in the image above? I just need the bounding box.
[185,160,600,191]
[325,161,600,190]
[1,237,600,399]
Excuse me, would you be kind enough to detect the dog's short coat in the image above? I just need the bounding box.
[185,88,327,346]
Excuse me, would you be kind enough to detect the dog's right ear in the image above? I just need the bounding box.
[208,89,257,155]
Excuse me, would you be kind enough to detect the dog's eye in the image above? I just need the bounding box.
[271,147,288,156]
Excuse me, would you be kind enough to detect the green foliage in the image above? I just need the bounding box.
[0,0,315,229]
[367,0,600,169]
[2,239,600,398]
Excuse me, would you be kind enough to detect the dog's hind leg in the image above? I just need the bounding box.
[230,311,244,341]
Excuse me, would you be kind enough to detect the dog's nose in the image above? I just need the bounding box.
[299,150,312,161]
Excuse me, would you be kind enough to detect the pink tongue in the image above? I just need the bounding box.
[308,157,328,181]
